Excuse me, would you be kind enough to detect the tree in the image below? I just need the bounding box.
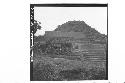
[30,20,42,55]
[31,20,42,34]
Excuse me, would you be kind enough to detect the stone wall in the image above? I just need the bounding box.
[44,31,86,39]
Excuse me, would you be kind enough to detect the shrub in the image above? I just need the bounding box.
[58,67,106,80]
[33,63,58,81]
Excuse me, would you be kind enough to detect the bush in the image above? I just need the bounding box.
[81,67,106,80]
[58,67,106,80]
[33,63,57,81]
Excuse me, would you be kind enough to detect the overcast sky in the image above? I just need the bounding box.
[34,7,107,36]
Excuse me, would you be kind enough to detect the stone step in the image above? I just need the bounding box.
[83,52,105,55]
[80,53,106,56]
[82,51,105,54]
[84,53,105,56]
[85,56,106,58]
[87,60,106,62]
[85,57,106,61]
[73,50,104,53]
[85,58,106,61]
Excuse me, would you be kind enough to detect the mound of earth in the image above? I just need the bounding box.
[55,21,107,42]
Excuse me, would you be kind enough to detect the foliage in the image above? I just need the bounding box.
[31,20,42,34]
[33,58,106,81]
[33,63,62,81]
[55,21,107,42]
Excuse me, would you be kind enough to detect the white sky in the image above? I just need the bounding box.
[34,7,107,36]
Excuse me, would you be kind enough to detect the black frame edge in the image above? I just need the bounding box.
[31,3,108,7]
[30,3,108,81]
[30,4,34,81]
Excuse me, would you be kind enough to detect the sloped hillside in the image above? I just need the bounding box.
[55,21,107,42]
[55,21,94,32]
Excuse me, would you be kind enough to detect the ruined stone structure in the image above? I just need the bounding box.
[38,30,106,62]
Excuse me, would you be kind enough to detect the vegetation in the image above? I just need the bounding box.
[32,21,107,81]
[31,20,42,34]
[33,60,106,81]
[55,21,107,42]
